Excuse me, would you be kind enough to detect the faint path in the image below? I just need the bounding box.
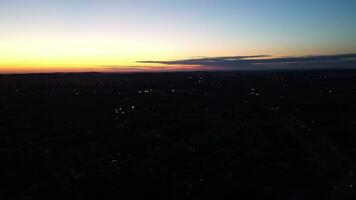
[271,108,355,199]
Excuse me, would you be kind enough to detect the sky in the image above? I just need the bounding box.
[0,0,355,73]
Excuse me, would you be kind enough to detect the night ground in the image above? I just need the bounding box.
[1,70,356,199]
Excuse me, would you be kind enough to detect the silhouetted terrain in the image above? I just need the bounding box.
[1,70,356,199]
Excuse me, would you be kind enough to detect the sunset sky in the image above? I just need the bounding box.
[0,0,355,73]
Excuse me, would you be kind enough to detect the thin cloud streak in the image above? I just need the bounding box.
[137,54,356,70]
[99,65,218,72]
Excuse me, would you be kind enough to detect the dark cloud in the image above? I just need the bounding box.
[137,53,356,70]
[137,55,268,66]
[102,66,169,71]
[253,54,356,64]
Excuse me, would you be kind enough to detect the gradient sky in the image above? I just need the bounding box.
[0,0,355,73]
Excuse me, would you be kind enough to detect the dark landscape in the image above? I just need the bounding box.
[1,70,356,199]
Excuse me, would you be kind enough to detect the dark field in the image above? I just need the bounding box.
[1,70,356,199]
